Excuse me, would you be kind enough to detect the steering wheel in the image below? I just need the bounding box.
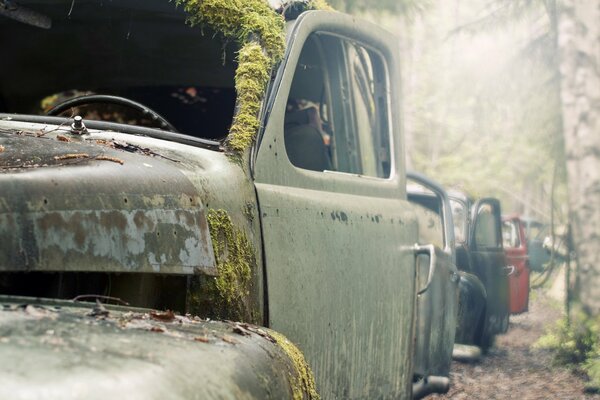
[46,94,178,132]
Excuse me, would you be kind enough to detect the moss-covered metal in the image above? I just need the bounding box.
[188,209,257,322]
[269,330,320,400]
[175,0,286,152]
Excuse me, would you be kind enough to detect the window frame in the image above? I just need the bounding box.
[281,30,394,180]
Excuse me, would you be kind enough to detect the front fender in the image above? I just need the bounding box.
[0,296,318,400]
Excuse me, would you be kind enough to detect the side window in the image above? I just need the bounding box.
[502,220,521,248]
[284,33,391,178]
[474,204,500,248]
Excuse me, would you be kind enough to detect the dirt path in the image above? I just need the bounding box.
[430,288,600,400]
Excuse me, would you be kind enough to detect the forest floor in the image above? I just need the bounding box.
[430,273,600,400]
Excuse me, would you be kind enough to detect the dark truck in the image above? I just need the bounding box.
[0,1,453,398]
[449,191,510,351]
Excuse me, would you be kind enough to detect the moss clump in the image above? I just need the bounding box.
[189,209,256,322]
[535,311,600,389]
[175,0,286,152]
[269,330,320,400]
[228,43,271,151]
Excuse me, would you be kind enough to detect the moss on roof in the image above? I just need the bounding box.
[175,0,286,152]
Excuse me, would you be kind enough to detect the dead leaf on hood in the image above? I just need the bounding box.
[95,155,124,165]
[56,135,72,142]
[149,310,175,322]
[54,153,89,161]
[221,335,238,345]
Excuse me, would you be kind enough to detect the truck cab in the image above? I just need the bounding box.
[0,1,432,398]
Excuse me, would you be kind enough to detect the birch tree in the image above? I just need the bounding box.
[558,0,600,316]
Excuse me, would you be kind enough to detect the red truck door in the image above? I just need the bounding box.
[502,216,530,313]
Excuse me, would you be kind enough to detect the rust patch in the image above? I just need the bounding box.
[99,211,128,231]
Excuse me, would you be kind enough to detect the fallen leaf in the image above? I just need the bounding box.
[149,310,175,322]
[95,155,124,165]
[56,135,72,142]
[221,335,238,345]
[0,145,4,152]
[54,153,89,161]
[194,336,210,343]
[150,326,165,333]
[232,324,251,336]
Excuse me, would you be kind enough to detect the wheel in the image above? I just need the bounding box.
[475,312,495,354]
[46,94,178,132]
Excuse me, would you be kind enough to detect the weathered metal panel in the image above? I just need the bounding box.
[470,198,510,337]
[0,129,215,275]
[255,12,418,399]
[0,296,304,400]
[407,173,459,381]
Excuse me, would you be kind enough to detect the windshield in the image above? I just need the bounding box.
[0,0,238,141]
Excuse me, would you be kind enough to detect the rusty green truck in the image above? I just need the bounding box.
[0,1,455,398]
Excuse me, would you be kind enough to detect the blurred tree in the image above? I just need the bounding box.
[557,0,600,316]
[326,0,431,16]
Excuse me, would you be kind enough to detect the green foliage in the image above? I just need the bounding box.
[327,0,431,16]
[307,0,334,11]
[175,0,286,151]
[534,311,600,387]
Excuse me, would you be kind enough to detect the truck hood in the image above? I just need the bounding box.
[0,123,216,275]
[0,296,298,400]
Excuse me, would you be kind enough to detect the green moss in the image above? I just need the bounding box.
[175,0,286,152]
[189,209,256,322]
[269,330,320,400]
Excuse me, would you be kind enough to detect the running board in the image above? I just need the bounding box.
[412,376,450,399]
[452,344,482,362]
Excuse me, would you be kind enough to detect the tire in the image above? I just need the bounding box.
[475,312,494,354]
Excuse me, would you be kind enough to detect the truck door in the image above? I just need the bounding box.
[469,198,510,339]
[407,172,459,383]
[253,12,418,399]
[502,217,530,313]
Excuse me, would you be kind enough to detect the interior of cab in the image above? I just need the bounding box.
[0,0,238,141]
[284,32,392,177]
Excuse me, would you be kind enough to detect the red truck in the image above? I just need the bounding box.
[502,215,530,314]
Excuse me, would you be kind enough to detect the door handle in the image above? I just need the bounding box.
[414,244,437,295]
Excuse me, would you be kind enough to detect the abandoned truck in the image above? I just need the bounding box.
[406,172,459,398]
[0,1,454,399]
[449,191,510,351]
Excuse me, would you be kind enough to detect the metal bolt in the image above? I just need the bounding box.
[71,116,87,134]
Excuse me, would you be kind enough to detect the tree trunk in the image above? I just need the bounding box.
[557,0,600,315]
